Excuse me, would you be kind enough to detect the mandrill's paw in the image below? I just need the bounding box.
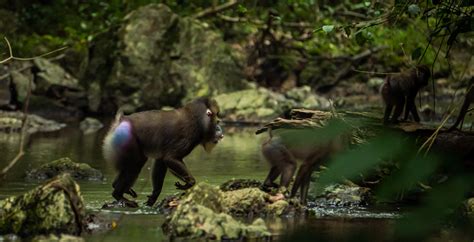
[119,198,139,208]
[145,196,158,207]
[261,182,279,192]
[175,181,194,190]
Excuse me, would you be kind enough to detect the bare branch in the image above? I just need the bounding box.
[0,37,68,64]
[192,0,239,19]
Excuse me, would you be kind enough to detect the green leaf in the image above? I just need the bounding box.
[322,25,334,33]
[411,47,423,60]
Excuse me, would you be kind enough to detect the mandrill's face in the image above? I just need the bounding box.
[201,98,223,153]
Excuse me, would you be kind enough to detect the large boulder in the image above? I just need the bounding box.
[25,157,104,181]
[82,4,246,113]
[0,174,86,236]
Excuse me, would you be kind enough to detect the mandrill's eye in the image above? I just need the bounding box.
[206,109,213,117]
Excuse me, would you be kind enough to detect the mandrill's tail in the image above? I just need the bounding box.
[102,108,132,168]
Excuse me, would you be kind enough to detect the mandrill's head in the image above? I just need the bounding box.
[185,97,224,153]
[415,64,431,87]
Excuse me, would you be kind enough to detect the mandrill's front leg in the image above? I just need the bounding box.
[165,158,196,190]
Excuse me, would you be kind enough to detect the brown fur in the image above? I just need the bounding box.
[381,65,431,124]
[261,128,346,203]
[103,97,221,207]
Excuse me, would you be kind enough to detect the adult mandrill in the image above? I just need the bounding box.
[381,65,431,124]
[103,97,223,207]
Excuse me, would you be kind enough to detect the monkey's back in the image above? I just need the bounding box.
[125,110,202,159]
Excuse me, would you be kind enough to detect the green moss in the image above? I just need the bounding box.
[0,174,85,236]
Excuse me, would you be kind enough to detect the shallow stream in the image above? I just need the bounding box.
[0,125,397,241]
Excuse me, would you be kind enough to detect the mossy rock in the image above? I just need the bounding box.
[0,174,86,236]
[25,157,104,181]
[163,203,270,240]
[222,188,269,216]
[313,184,373,207]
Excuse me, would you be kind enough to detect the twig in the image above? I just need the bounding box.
[192,0,239,19]
[352,69,399,75]
[0,37,67,64]
[0,72,32,179]
[0,37,66,179]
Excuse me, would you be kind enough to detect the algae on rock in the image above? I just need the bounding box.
[0,174,86,236]
[162,182,272,240]
[25,157,104,181]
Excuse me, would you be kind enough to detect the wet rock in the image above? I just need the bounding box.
[10,69,33,104]
[83,3,246,112]
[220,178,262,191]
[29,58,88,121]
[285,85,331,110]
[162,183,270,240]
[222,188,270,216]
[312,184,373,207]
[464,197,474,216]
[26,157,104,181]
[159,182,300,221]
[215,87,330,121]
[0,111,66,133]
[0,174,86,236]
[215,88,293,121]
[33,58,81,93]
[0,76,13,108]
[79,117,103,134]
[163,203,270,240]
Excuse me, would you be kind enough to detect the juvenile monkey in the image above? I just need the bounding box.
[261,128,346,203]
[103,97,222,207]
[381,65,431,124]
[449,77,473,131]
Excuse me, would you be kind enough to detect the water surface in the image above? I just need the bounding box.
[0,125,396,241]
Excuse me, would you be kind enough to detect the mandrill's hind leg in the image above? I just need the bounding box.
[112,137,147,208]
[146,159,168,207]
[112,179,138,198]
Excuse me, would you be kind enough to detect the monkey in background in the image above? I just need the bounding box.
[381,65,431,124]
[103,97,223,207]
[449,77,473,131]
[261,128,347,203]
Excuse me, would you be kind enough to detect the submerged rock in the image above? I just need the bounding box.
[312,184,373,207]
[26,157,104,181]
[0,174,86,236]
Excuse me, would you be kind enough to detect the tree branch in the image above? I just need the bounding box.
[192,0,239,19]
